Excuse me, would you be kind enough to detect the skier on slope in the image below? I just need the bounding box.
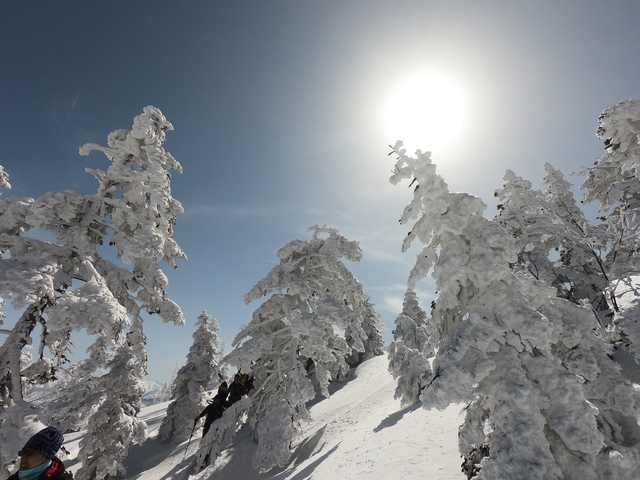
[195,395,226,437]
[216,381,229,405]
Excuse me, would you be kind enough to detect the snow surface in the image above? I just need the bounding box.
[53,356,465,479]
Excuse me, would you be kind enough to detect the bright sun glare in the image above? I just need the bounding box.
[385,73,466,154]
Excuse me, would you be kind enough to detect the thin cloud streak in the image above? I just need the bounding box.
[181,203,280,218]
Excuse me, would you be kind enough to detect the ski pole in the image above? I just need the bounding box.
[182,420,197,463]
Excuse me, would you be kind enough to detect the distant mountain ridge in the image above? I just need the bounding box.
[140,379,169,406]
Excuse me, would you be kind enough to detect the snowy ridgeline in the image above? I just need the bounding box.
[139,380,169,407]
[34,356,467,480]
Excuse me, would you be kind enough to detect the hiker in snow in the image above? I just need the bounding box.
[195,396,225,437]
[9,426,73,480]
[216,381,229,405]
[226,374,246,406]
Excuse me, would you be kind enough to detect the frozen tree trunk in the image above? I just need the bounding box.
[0,297,54,403]
[0,297,54,477]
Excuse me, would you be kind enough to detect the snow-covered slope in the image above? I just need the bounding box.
[58,356,465,479]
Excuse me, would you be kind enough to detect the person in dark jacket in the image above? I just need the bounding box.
[227,374,247,407]
[9,426,73,480]
[226,375,246,406]
[216,382,229,405]
[195,396,225,437]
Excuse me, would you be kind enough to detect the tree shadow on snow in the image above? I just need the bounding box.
[198,425,269,480]
[306,367,359,409]
[272,442,341,480]
[123,435,188,478]
[373,402,423,433]
[287,427,327,468]
[157,460,193,480]
[205,426,335,480]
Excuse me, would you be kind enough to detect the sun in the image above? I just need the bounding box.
[384,73,466,154]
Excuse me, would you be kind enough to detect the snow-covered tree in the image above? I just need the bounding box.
[496,100,640,363]
[582,99,640,361]
[37,365,103,433]
[0,165,54,473]
[230,224,383,472]
[495,165,610,316]
[0,166,10,192]
[345,295,385,367]
[388,142,640,479]
[545,163,613,313]
[518,274,640,478]
[159,311,224,442]
[387,289,431,406]
[75,319,148,480]
[40,261,131,432]
[230,294,319,472]
[0,300,52,478]
[245,224,383,372]
[0,106,186,476]
[583,99,640,219]
[77,105,186,323]
[494,169,560,284]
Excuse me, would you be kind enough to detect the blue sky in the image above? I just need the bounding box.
[2,1,640,382]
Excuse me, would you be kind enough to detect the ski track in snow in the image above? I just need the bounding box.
[56,356,465,480]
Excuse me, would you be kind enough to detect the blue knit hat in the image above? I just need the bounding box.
[18,427,64,460]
